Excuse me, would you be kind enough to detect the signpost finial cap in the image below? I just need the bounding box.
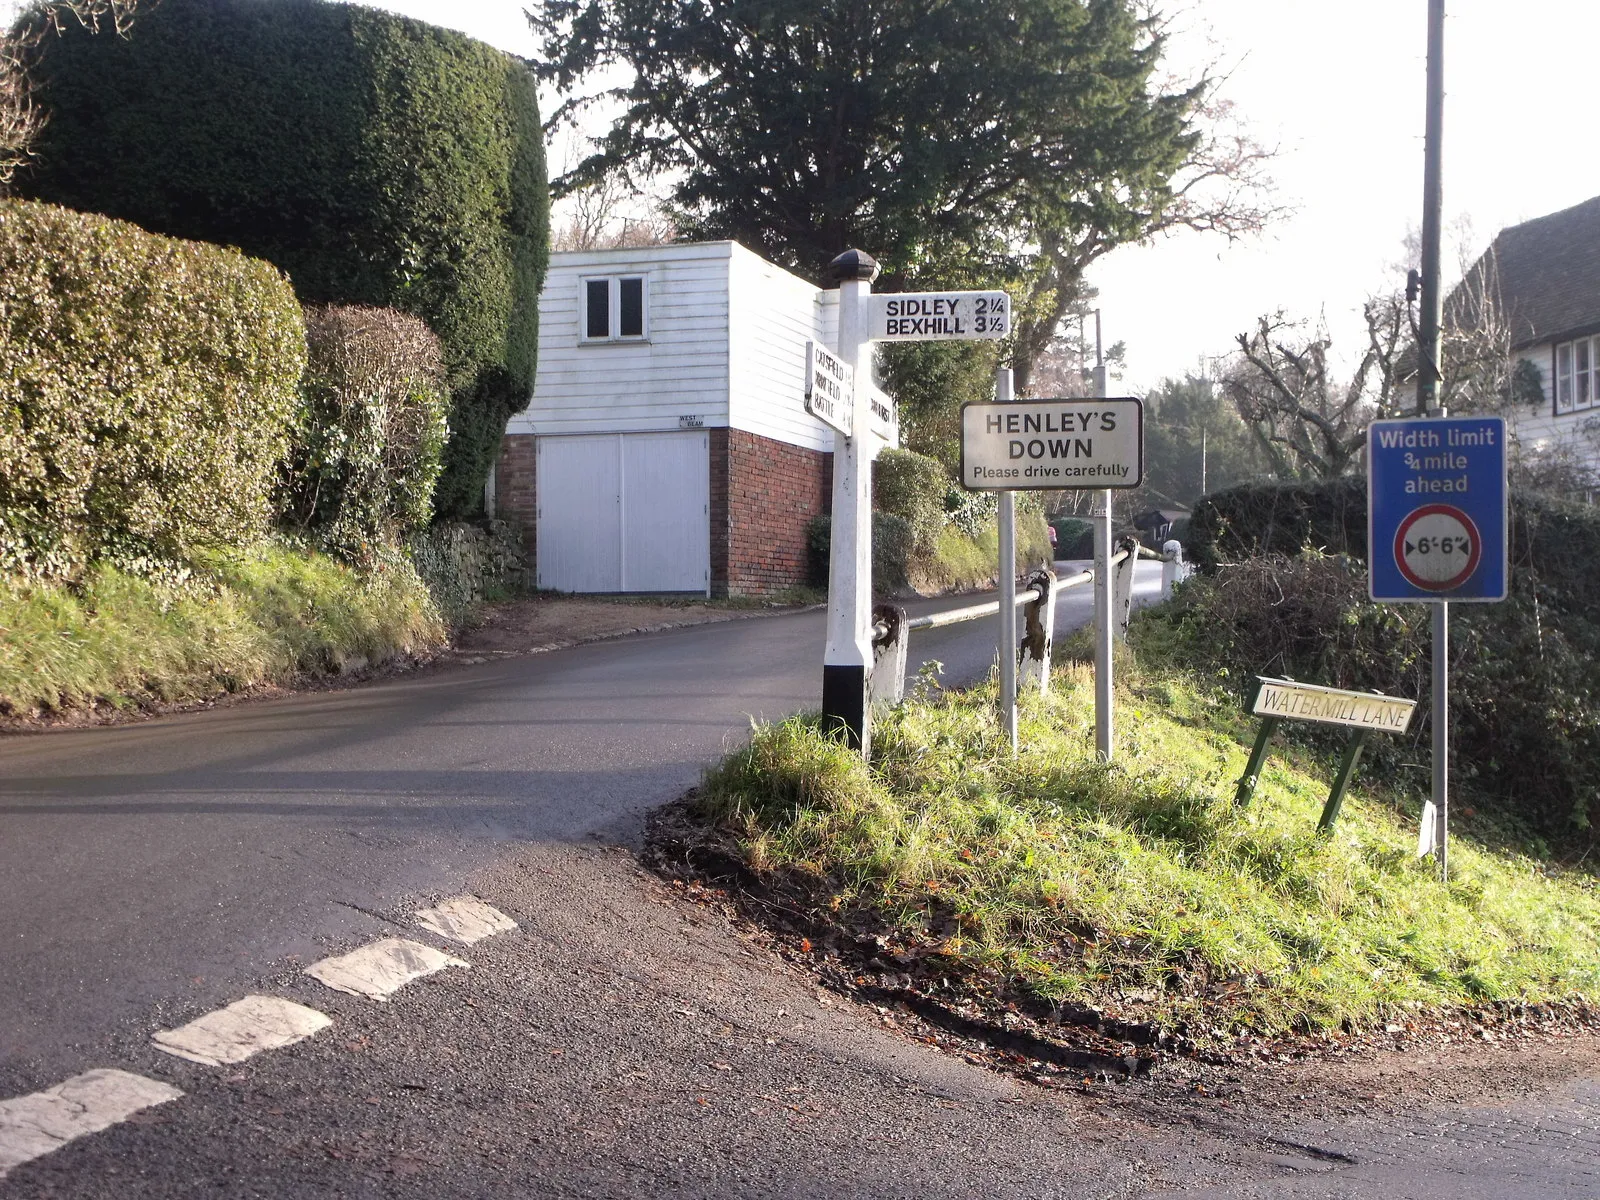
[827,249,880,284]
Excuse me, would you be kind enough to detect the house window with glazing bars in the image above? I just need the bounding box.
[1555,334,1600,414]
[580,276,647,342]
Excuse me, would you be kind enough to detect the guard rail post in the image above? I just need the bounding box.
[1160,539,1188,600]
[1111,536,1140,642]
[870,603,909,707]
[1018,568,1057,695]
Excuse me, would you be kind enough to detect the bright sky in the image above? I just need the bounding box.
[12,0,1595,391]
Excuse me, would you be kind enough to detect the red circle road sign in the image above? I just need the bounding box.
[1393,503,1482,591]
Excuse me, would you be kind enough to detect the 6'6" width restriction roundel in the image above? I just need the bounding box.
[1393,503,1482,591]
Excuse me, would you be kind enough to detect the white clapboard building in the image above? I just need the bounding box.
[495,241,890,595]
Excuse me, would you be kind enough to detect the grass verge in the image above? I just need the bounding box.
[0,539,446,717]
[907,517,1052,595]
[688,653,1600,1045]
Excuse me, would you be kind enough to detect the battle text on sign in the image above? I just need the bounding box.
[804,339,853,436]
[959,398,1144,491]
[1251,678,1416,733]
[867,291,1010,342]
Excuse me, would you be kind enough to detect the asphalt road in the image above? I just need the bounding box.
[3,559,1598,1198]
[0,560,1161,1092]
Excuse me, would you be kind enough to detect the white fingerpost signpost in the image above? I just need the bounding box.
[804,252,1012,754]
[819,250,879,752]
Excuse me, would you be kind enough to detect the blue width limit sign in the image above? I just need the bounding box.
[1368,416,1507,603]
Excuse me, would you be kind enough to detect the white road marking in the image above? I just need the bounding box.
[0,1069,182,1178]
[304,937,467,1000]
[414,896,518,945]
[151,995,333,1066]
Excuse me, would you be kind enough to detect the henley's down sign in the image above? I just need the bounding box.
[1368,416,1507,602]
[867,291,1010,342]
[959,398,1143,491]
[804,339,853,436]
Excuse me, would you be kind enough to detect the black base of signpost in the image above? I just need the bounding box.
[821,664,869,754]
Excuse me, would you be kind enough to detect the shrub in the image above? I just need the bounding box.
[873,448,948,551]
[944,485,997,538]
[282,305,448,565]
[18,0,550,519]
[0,198,304,581]
[806,512,914,597]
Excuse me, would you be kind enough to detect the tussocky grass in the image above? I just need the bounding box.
[0,539,446,718]
[697,653,1600,1039]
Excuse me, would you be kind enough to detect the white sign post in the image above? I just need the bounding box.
[992,371,1020,752]
[818,252,879,752]
[801,255,1015,754]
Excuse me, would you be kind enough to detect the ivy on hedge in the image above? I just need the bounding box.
[0,198,304,580]
[282,306,449,567]
[19,0,550,519]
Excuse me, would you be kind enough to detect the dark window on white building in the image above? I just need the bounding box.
[581,275,648,342]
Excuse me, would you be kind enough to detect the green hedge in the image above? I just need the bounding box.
[282,305,449,566]
[19,0,549,519]
[1185,477,1368,570]
[0,198,304,580]
[1050,516,1094,559]
[873,448,948,551]
[806,512,914,596]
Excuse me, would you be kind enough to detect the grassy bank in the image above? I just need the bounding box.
[906,516,1053,595]
[0,540,446,717]
[695,655,1600,1040]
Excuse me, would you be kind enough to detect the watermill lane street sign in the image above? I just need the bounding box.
[960,398,1144,491]
[804,339,853,436]
[867,290,1011,341]
[1368,415,1507,603]
[1252,677,1416,734]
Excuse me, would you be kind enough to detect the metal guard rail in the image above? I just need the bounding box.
[876,548,1130,641]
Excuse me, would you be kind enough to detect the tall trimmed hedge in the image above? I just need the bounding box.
[0,198,305,579]
[18,0,549,518]
[873,448,948,552]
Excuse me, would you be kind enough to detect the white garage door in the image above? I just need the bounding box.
[536,432,710,593]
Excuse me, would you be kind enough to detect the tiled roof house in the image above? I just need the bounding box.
[1451,196,1600,485]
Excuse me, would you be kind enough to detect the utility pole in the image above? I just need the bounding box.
[1418,0,1450,880]
[1091,310,1114,761]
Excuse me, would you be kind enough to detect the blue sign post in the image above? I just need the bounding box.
[1368,416,1507,603]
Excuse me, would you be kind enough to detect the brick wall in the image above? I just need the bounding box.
[495,433,537,561]
[711,427,832,597]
